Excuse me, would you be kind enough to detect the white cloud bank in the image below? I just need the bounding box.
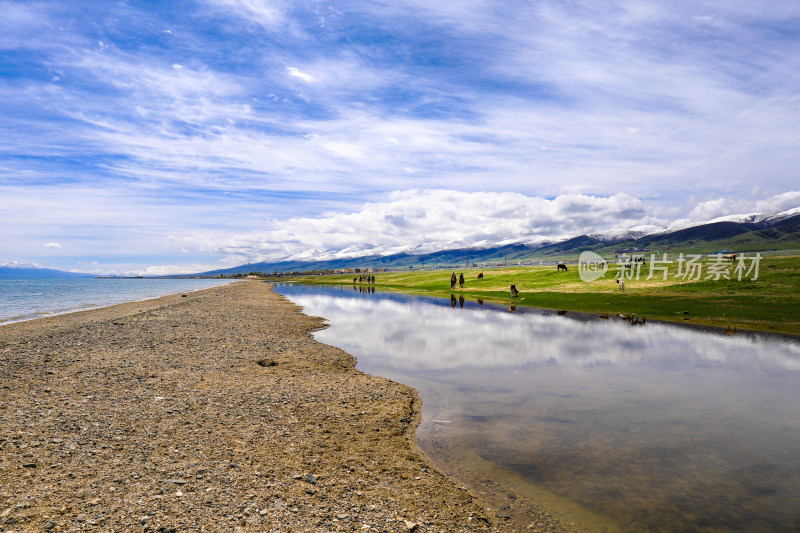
[170,189,800,265]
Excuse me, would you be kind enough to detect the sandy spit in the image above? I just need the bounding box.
[0,281,509,532]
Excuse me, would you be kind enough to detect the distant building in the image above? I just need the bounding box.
[615,247,650,256]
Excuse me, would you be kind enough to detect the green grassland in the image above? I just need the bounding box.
[278,255,800,335]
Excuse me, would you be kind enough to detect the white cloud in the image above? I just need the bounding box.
[202,0,286,28]
[172,190,660,262]
[44,242,62,248]
[680,190,800,223]
[287,67,316,83]
[167,188,800,264]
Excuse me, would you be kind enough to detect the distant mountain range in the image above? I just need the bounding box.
[0,262,95,279]
[5,207,799,278]
[196,207,800,275]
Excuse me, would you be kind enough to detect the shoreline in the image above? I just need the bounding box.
[0,281,519,532]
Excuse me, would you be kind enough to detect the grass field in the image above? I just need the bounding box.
[275,255,800,335]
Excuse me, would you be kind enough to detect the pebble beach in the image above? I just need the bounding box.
[0,281,506,532]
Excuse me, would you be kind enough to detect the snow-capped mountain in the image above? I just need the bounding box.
[268,206,800,263]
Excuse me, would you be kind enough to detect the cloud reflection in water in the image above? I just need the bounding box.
[289,292,800,372]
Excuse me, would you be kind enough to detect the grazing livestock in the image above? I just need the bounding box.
[557,263,568,272]
[477,272,484,280]
[722,254,737,261]
[510,284,519,297]
[617,279,625,290]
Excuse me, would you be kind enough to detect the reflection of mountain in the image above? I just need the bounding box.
[283,291,800,372]
[196,208,800,275]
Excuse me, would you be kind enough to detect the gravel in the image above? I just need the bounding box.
[0,281,511,532]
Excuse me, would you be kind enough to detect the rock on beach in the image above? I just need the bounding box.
[0,281,499,532]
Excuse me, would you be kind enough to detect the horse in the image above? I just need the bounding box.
[722,254,737,261]
[557,263,568,272]
[616,279,625,290]
[477,272,484,280]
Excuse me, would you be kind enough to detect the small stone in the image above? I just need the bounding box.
[272,501,284,510]
[305,473,316,484]
[259,509,268,516]
[175,491,183,497]
[404,520,418,531]
[165,478,187,485]
[43,521,56,532]
[89,498,101,505]
[140,516,149,525]
[337,513,348,519]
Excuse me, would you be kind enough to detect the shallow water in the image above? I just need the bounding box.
[275,284,800,532]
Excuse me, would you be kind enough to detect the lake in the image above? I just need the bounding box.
[275,283,800,532]
[0,278,232,324]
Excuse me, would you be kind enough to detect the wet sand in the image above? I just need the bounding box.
[0,281,550,532]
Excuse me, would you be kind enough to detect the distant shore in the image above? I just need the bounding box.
[0,282,530,532]
[281,255,800,336]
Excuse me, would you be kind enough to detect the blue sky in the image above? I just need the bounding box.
[2,0,799,274]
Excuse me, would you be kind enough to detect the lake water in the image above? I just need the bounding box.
[0,278,232,324]
[275,283,800,533]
